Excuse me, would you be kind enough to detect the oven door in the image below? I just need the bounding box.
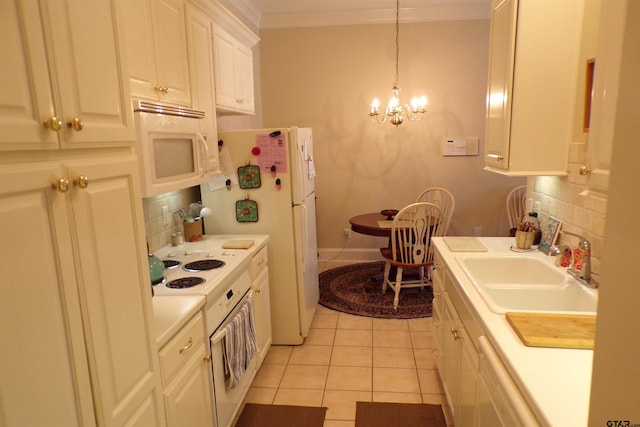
[209,290,257,427]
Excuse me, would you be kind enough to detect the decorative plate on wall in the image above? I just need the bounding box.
[237,164,261,189]
[235,199,258,222]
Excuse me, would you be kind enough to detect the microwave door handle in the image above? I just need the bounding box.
[197,133,208,176]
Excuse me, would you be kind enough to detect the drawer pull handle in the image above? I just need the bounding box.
[179,337,193,354]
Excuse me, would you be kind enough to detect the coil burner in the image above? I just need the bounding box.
[166,277,205,289]
[163,259,181,269]
[183,259,225,272]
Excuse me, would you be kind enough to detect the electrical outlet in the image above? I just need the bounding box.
[161,205,170,226]
[343,228,351,239]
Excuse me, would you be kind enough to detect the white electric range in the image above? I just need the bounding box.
[151,234,269,427]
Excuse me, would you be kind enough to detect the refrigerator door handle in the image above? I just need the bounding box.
[299,203,308,273]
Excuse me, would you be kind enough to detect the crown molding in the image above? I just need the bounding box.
[222,2,490,30]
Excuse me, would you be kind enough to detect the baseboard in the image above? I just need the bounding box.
[317,248,383,271]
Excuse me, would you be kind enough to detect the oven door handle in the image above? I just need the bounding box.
[211,328,226,346]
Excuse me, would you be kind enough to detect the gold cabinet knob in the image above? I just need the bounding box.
[52,178,70,192]
[43,116,62,131]
[579,166,591,176]
[203,355,211,362]
[451,328,461,340]
[162,86,169,93]
[74,175,89,188]
[67,117,84,131]
[154,85,162,93]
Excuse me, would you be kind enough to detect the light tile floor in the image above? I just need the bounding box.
[242,305,454,426]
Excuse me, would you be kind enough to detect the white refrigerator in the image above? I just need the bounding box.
[200,127,319,345]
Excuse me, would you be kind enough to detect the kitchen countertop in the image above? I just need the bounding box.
[153,295,205,347]
[432,237,594,427]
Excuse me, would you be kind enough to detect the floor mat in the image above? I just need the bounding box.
[355,402,446,427]
[235,404,327,427]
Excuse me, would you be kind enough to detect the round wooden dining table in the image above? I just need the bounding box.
[349,213,394,237]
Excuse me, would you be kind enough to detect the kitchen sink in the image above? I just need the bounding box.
[457,256,598,314]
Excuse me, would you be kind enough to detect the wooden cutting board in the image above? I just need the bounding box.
[222,239,255,249]
[505,312,596,350]
[443,237,488,252]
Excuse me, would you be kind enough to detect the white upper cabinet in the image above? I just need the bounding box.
[211,7,260,115]
[582,0,625,193]
[121,0,192,106]
[0,0,135,151]
[484,0,584,176]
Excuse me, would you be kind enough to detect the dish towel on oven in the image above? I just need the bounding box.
[223,298,258,388]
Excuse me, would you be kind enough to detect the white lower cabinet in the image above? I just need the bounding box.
[0,154,165,426]
[159,310,214,427]
[250,245,272,366]
[433,248,538,427]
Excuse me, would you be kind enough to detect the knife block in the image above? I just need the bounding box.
[183,219,203,242]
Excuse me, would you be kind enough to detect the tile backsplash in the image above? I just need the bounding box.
[530,141,607,275]
[143,186,201,252]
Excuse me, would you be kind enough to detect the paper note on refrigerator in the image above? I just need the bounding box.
[208,146,238,191]
[256,133,288,173]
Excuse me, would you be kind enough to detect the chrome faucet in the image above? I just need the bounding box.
[562,230,599,289]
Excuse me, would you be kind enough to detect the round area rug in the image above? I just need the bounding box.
[319,261,433,319]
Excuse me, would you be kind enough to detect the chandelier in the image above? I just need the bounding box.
[368,0,427,126]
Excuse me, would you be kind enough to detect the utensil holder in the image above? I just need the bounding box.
[183,219,203,242]
[515,230,535,249]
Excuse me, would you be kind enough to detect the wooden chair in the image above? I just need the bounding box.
[506,185,527,236]
[380,202,444,310]
[415,187,455,235]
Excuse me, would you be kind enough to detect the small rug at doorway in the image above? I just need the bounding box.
[355,402,446,427]
[319,261,433,319]
[235,404,327,427]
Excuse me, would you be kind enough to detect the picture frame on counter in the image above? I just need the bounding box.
[539,216,562,255]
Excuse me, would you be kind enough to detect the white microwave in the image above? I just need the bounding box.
[133,100,219,197]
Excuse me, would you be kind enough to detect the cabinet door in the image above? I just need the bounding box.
[65,155,165,426]
[253,267,272,365]
[0,1,58,150]
[484,0,517,171]
[120,0,159,101]
[235,42,256,113]
[163,346,214,427]
[42,0,135,147]
[0,162,96,426]
[213,27,242,110]
[457,332,479,426]
[440,294,461,415]
[151,0,192,105]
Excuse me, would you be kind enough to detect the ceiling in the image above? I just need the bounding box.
[219,0,491,30]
